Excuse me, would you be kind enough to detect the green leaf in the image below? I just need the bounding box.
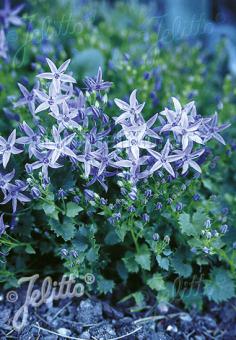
[97,276,115,294]
[192,209,208,227]
[135,244,151,271]
[86,248,98,263]
[132,291,145,306]
[182,289,203,311]
[179,209,207,236]
[171,251,192,278]
[115,223,128,242]
[105,230,120,245]
[178,213,196,236]
[25,244,36,254]
[123,251,139,273]
[204,268,235,303]
[40,202,59,220]
[156,255,169,270]
[147,273,165,291]
[66,202,83,218]
[49,217,76,241]
[42,202,54,214]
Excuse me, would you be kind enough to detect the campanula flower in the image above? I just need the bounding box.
[34,83,68,115]
[17,122,41,157]
[39,126,78,164]
[84,67,112,91]
[1,181,31,212]
[37,58,76,93]
[160,97,182,129]
[171,111,203,149]
[49,101,80,130]
[114,89,145,125]
[174,141,205,174]
[201,112,231,145]
[0,169,15,194]
[77,139,100,178]
[113,155,150,180]
[0,130,22,168]
[14,82,39,116]
[86,168,116,191]
[0,0,24,29]
[114,124,155,160]
[92,142,117,176]
[0,213,9,236]
[26,149,62,180]
[148,140,182,177]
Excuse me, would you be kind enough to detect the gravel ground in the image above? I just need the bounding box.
[0,287,235,340]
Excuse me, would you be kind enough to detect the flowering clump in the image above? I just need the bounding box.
[0,57,230,213]
[0,55,234,305]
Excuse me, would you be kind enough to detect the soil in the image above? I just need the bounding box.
[0,287,235,339]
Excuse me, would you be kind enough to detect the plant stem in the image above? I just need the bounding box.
[130,228,139,252]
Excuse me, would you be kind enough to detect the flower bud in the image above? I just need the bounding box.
[204,219,211,228]
[73,195,81,204]
[220,224,228,234]
[142,213,150,223]
[100,198,107,205]
[175,202,183,212]
[203,247,210,254]
[60,249,68,257]
[153,233,160,241]
[71,250,78,258]
[164,235,170,244]
[144,189,152,198]
[128,205,135,213]
[193,193,200,201]
[58,188,67,199]
[31,186,41,199]
[206,231,212,239]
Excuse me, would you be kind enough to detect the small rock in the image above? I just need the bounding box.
[180,313,192,322]
[117,316,133,326]
[203,316,217,329]
[0,307,11,326]
[57,327,71,336]
[151,331,172,340]
[166,324,178,332]
[80,331,91,339]
[78,299,103,324]
[90,323,116,340]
